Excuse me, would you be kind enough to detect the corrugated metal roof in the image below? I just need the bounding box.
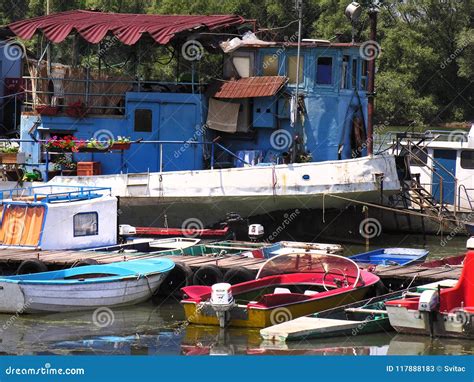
[213,76,287,99]
[7,10,246,46]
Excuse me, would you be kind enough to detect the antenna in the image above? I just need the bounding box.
[293,0,303,128]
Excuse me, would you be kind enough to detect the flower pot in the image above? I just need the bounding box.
[0,152,24,164]
[78,147,107,153]
[61,169,77,176]
[66,102,87,118]
[36,105,60,116]
[110,143,131,150]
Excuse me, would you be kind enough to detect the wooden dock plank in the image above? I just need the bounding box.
[0,248,461,285]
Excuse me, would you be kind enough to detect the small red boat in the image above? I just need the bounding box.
[181,252,380,328]
[385,250,473,338]
[119,224,232,239]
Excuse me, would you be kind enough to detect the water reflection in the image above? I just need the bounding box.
[0,301,472,356]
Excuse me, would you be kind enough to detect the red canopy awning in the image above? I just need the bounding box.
[213,76,288,99]
[7,10,246,46]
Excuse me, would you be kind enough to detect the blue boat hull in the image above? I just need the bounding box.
[348,248,429,266]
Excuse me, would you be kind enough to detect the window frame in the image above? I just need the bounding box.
[73,212,99,237]
[461,150,474,170]
[262,54,279,77]
[315,56,334,87]
[134,108,153,133]
[286,55,305,86]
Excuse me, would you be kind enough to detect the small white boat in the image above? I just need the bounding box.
[0,258,174,313]
[148,237,201,251]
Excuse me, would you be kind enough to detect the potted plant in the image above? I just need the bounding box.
[110,136,131,150]
[80,136,131,152]
[45,135,86,152]
[0,145,24,164]
[52,154,77,176]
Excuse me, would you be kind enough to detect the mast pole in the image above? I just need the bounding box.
[366,5,378,156]
[46,0,51,76]
[293,0,303,126]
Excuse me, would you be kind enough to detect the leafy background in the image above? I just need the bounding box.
[1,0,472,127]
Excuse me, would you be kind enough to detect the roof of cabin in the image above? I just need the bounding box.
[213,76,288,99]
[7,10,246,46]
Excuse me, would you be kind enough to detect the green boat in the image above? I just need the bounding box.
[260,279,458,342]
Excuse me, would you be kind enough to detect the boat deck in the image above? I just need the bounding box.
[0,248,463,286]
[370,262,462,287]
[0,247,268,272]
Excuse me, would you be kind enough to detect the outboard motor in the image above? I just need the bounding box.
[210,283,235,328]
[467,236,474,250]
[248,224,264,242]
[418,289,439,337]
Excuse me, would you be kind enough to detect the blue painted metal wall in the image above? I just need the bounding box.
[213,46,368,163]
[20,45,368,176]
[20,93,204,177]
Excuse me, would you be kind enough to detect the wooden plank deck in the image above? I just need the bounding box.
[0,247,266,273]
[374,263,462,284]
[0,247,462,283]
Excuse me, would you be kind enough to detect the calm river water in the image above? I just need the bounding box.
[0,235,471,356]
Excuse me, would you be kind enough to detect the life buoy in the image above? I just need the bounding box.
[16,259,48,275]
[158,262,194,296]
[192,265,223,286]
[223,267,254,285]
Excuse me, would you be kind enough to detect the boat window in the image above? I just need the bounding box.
[351,59,358,88]
[411,147,428,167]
[134,109,152,132]
[461,150,474,169]
[341,56,349,89]
[262,54,278,76]
[361,60,368,90]
[316,57,333,85]
[233,56,251,78]
[73,212,98,237]
[287,56,304,84]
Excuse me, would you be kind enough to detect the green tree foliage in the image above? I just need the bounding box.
[0,0,471,124]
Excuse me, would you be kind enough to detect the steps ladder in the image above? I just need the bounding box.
[126,172,150,196]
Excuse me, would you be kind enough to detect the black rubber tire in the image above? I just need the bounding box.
[158,262,194,296]
[223,266,254,285]
[16,259,48,275]
[72,258,99,267]
[0,261,13,276]
[192,265,223,286]
[375,280,389,296]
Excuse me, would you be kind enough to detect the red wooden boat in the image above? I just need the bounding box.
[119,224,232,239]
[181,252,380,328]
[385,250,473,338]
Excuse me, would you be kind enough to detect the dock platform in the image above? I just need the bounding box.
[0,247,267,272]
[0,248,462,287]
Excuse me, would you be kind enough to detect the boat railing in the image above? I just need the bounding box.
[22,75,205,114]
[0,185,112,203]
[376,130,469,148]
[457,185,474,211]
[0,138,252,176]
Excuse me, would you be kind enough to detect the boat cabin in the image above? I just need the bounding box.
[5,10,369,179]
[0,185,117,249]
[388,124,474,210]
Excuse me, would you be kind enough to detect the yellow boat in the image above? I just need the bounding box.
[181,253,380,328]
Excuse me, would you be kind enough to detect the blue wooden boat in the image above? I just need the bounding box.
[0,259,174,314]
[348,248,428,266]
